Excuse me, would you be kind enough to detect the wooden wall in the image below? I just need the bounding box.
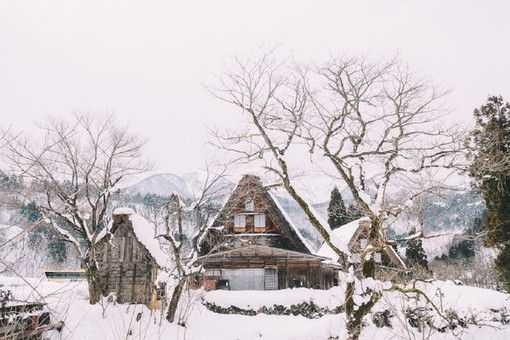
[95,215,158,305]
[203,259,338,290]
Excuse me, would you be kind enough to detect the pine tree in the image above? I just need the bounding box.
[448,239,475,259]
[467,96,510,291]
[327,187,349,229]
[405,238,429,270]
[21,201,67,264]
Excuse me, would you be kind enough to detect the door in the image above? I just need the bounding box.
[264,267,278,290]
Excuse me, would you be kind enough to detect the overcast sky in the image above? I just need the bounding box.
[1,1,509,175]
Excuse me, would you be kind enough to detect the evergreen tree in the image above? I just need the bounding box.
[20,201,67,264]
[405,238,429,270]
[327,187,348,229]
[467,96,510,291]
[448,239,475,259]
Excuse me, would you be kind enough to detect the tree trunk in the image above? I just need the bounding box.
[345,278,360,340]
[166,278,185,323]
[345,248,378,339]
[84,250,102,305]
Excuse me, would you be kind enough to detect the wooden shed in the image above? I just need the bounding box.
[94,208,168,306]
[317,217,407,280]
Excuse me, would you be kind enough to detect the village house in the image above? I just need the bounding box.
[94,208,168,307]
[197,175,341,290]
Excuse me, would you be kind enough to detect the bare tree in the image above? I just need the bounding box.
[212,53,465,340]
[5,114,148,304]
[142,166,229,324]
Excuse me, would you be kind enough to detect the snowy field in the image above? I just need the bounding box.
[2,276,510,340]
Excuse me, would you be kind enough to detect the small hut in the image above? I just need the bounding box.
[94,208,169,306]
[317,218,407,280]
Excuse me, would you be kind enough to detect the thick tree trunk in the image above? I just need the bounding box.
[345,277,362,340]
[166,279,185,323]
[84,250,102,305]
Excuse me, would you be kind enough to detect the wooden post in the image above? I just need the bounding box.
[285,258,289,289]
[306,262,310,288]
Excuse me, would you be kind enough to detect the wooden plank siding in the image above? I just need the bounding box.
[203,259,337,290]
[94,214,159,306]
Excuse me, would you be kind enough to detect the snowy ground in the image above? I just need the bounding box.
[1,276,510,340]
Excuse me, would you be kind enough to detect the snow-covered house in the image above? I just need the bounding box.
[318,218,407,280]
[94,208,169,307]
[197,175,340,290]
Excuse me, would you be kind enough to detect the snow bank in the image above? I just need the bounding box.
[204,286,345,310]
[3,276,510,340]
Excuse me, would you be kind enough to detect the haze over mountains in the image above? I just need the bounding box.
[123,172,485,238]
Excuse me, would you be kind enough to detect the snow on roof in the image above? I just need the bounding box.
[317,218,367,260]
[267,190,316,254]
[113,207,136,215]
[128,213,169,268]
[267,188,330,252]
[98,208,169,268]
[200,175,332,255]
[386,245,407,269]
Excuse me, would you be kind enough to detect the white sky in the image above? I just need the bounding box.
[1,1,509,175]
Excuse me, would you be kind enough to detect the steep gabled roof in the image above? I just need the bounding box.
[97,207,169,268]
[318,217,407,269]
[317,218,365,260]
[207,175,315,254]
[267,188,328,251]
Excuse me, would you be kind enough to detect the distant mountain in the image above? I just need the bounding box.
[423,191,484,232]
[122,172,234,200]
[123,173,193,198]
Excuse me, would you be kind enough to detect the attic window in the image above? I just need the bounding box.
[234,214,246,230]
[245,198,254,211]
[254,214,266,228]
[360,238,368,249]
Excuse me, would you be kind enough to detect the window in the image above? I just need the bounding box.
[245,198,254,211]
[254,214,266,228]
[264,267,278,290]
[374,252,382,263]
[360,238,368,248]
[205,269,221,278]
[234,214,246,230]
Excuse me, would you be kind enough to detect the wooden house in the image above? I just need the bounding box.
[94,208,168,306]
[197,175,341,290]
